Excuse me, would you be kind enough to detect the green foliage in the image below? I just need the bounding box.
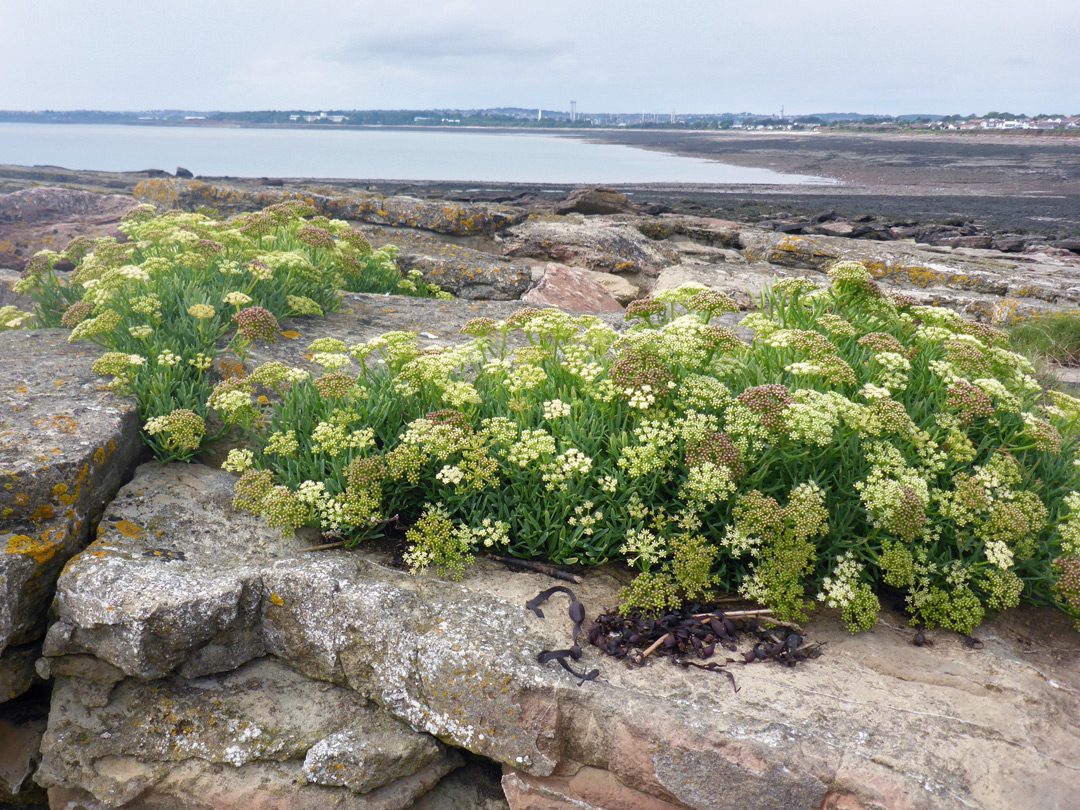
[14,202,443,462]
[1007,311,1080,374]
[220,261,1080,633]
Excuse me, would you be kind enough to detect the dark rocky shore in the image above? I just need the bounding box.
[4,147,1080,809]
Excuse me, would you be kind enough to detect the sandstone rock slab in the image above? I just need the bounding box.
[36,656,459,810]
[521,264,624,312]
[41,461,1080,810]
[0,329,141,687]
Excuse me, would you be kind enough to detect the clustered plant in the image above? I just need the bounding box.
[14,201,448,461]
[216,260,1080,634]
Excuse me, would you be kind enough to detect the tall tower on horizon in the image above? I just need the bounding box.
[571,100,577,122]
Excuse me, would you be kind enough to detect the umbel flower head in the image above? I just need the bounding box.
[232,306,279,343]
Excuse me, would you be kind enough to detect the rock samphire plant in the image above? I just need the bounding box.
[14,201,447,461]
[219,261,1080,634]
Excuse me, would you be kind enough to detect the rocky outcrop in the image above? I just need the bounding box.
[37,656,461,810]
[553,187,636,216]
[0,329,141,703]
[521,264,624,312]
[501,217,681,277]
[132,179,525,237]
[740,229,1080,320]
[356,224,532,300]
[36,457,1080,810]
[0,187,140,271]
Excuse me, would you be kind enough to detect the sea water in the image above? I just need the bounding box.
[0,123,831,185]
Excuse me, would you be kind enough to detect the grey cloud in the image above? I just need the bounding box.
[333,26,571,65]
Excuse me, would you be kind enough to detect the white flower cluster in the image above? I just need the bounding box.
[221,448,255,473]
[568,502,604,536]
[506,428,556,468]
[817,552,865,609]
[542,448,593,491]
[678,461,735,508]
[621,527,667,569]
[542,399,572,420]
[311,422,374,457]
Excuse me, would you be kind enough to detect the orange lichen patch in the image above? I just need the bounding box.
[113,520,145,539]
[217,358,247,379]
[279,330,302,339]
[13,493,29,507]
[30,504,55,522]
[94,447,106,466]
[108,438,116,455]
[51,415,79,434]
[269,593,285,606]
[54,381,63,388]
[5,531,64,565]
[257,395,269,405]
[50,448,62,454]
[15,386,27,394]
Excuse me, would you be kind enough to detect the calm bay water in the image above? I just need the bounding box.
[0,123,829,185]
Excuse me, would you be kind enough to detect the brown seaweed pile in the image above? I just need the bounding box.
[528,587,824,691]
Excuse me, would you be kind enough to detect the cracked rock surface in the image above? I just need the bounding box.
[0,329,141,702]
[40,460,1080,810]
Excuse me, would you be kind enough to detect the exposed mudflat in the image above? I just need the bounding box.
[2,128,1078,238]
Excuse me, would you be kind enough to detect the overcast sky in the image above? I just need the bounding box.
[3,0,1077,116]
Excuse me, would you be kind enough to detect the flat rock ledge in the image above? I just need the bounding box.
[0,329,142,702]
[131,178,526,237]
[39,461,1080,810]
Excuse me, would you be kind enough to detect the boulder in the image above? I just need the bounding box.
[935,235,995,250]
[36,656,461,810]
[522,264,624,312]
[573,267,641,304]
[651,264,755,310]
[634,216,742,249]
[501,218,681,277]
[553,188,636,216]
[355,224,532,300]
[0,329,141,702]
[1051,237,1080,254]
[132,179,525,237]
[174,167,194,179]
[39,455,1080,810]
[0,187,140,271]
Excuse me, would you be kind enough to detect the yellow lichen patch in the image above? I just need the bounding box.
[108,438,116,455]
[50,447,62,454]
[5,532,64,565]
[113,520,145,539]
[279,330,302,339]
[94,447,106,466]
[30,504,55,522]
[14,493,29,507]
[1,509,12,520]
[269,593,285,606]
[15,386,27,394]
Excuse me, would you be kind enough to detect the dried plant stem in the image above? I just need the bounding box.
[641,633,671,659]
